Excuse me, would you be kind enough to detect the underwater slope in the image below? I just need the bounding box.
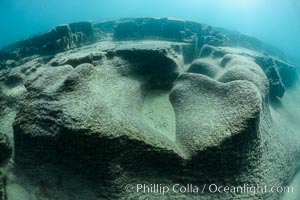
[0,17,299,200]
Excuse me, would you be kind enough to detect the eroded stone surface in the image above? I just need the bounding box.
[0,18,299,200]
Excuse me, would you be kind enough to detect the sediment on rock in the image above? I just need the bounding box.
[0,18,299,200]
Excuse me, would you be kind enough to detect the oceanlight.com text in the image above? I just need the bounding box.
[124,183,293,195]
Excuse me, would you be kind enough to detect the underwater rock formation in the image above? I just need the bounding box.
[0,21,94,60]
[0,132,12,163]
[0,17,299,200]
[0,133,10,200]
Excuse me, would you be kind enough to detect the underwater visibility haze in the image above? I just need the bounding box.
[0,0,300,200]
[1,0,300,64]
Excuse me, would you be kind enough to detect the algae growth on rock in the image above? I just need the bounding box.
[0,17,299,200]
